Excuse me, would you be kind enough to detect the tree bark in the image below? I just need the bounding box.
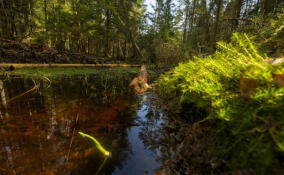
[116,15,143,59]
[262,0,276,15]
[213,0,223,44]
[233,0,244,27]
[183,0,189,43]
[188,0,197,41]
[44,0,48,42]
[104,9,111,58]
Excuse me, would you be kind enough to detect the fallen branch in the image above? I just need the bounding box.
[6,83,40,104]
[0,63,141,69]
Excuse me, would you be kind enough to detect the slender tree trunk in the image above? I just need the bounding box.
[0,0,9,38]
[183,0,189,43]
[201,0,207,24]
[87,34,90,54]
[256,0,260,14]
[44,0,48,42]
[11,0,16,39]
[129,32,143,59]
[244,0,249,17]
[117,40,120,59]
[201,0,210,43]
[116,14,143,59]
[233,0,244,27]
[188,0,197,41]
[262,0,276,15]
[104,9,111,58]
[213,0,223,44]
[123,39,127,59]
[0,81,7,109]
[153,1,158,33]
[112,42,115,58]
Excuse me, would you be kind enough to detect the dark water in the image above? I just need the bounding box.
[0,74,169,175]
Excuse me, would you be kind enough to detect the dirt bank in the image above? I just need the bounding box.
[0,39,119,64]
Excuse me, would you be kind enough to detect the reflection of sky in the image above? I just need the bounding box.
[113,94,161,175]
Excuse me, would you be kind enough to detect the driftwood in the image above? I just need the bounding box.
[0,63,140,69]
[129,65,149,94]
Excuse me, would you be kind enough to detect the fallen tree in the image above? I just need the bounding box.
[0,63,140,69]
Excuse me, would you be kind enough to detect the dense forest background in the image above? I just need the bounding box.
[0,0,283,64]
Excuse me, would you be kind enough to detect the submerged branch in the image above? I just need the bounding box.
[6,83,40,104]
[78,131,111,157]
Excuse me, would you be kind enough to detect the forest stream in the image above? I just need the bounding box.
[0,73,170,175]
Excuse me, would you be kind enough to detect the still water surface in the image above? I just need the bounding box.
[0,74,167,175]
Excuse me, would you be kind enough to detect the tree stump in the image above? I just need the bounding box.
[129,65,149,94]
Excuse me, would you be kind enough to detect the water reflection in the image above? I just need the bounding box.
[0,75,167,175]
[113,94,162,175]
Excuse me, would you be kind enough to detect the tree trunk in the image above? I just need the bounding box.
[183,0,189,43]
[44,0,48,42]
[123,39,127,59]
[129,32,143,59]
[117,40,121,59]
[116,15,143,59]
[188,0,197,41]
[11,0,17,39]
[87,35,90,54]
[233,0,244,27]
[0,81,7,109]
[262,0,276,15]
[104,9,111,58]
[213,0,223,44]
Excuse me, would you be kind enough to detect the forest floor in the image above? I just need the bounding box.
[0,39,127,64]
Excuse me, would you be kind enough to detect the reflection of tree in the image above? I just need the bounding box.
[137,93,220,175]
[137,94,165,149]
[0,74,139,175]
[0,80,7,109]
[137,93,190,174]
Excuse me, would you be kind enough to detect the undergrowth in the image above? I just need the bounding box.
[159,33,284,174]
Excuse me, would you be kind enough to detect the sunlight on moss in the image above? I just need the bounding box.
[159,33,284,173]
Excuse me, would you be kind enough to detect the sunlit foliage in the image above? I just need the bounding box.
[159,33,284,173]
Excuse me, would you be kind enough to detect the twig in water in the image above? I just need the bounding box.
[6,83,40,104]
[78,132,111,157]
[66,113,79,162]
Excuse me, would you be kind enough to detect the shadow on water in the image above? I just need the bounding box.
[0,73,172,175]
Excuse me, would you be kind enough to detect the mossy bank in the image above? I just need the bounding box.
[159,33,284,174]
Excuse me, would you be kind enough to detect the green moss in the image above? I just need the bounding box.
[159,33,284,173]
[5,67,140,79]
